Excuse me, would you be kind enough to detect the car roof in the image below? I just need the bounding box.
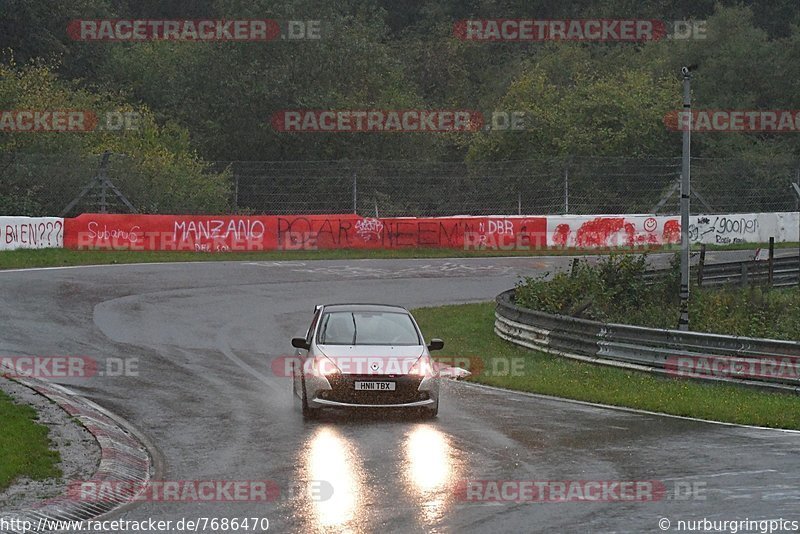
[320,303,411,313]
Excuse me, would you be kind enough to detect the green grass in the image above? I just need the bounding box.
[1,241,795,270]
[0,389,61,491]
[413,302,800,430]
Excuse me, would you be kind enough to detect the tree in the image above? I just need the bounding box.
[0,58,230,215]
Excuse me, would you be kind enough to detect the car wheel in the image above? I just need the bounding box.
[301,376,321,419]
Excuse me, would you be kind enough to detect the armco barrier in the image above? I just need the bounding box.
[494,289,800,393]
[698,255,799,288]
[0,216,64,250]
[642,255,800,288]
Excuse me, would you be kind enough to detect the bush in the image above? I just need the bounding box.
[514,254,800,340]
[515,254,654,321]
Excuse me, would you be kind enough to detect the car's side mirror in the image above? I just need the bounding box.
[427,338,444,351]
[292,337,310,350]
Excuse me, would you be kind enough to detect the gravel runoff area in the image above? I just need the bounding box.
[0,377,100,511]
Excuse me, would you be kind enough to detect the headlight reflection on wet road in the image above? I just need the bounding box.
[404,424,461,524]
[305,427,363,530]
[299,423,462,532]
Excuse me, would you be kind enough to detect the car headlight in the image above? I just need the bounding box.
[313,356,341,377]
[408,356,435,377]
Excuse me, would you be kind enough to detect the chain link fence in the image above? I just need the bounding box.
[216,158,684,216]
[1,153,799,217]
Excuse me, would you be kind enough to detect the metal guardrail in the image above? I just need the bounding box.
[494,289,800,393]
[697,255,799,288]
[642,254,800,288]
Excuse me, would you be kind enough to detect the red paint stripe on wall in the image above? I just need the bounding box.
[64,214,549,251]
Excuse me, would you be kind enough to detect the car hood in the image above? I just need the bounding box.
[317,345,426,375]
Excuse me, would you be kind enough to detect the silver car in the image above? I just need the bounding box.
[291,303,444,418]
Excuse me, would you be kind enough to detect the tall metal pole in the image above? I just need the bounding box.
[678,68,692,331]
[564,162,569,214]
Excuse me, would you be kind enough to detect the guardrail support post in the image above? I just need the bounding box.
[741,263,749,287]
[768,237,775,287]
[697,244,706,287]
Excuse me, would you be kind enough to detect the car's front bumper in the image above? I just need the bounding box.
[307,374,439,409]
[313,398,436,408]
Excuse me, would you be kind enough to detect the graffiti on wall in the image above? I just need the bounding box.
[688,215,758,245]
[65,214,547,251]
[550,216,681,248]
[0,217,64,250]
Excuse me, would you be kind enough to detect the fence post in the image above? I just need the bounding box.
[352,172,357,214]
[99,176,107,213]
[570,258,580,277]
[740,263,749,287]
[768,237,775,287]
[563,160,570,214]
[697,244,706,287]
[98,151,110,213]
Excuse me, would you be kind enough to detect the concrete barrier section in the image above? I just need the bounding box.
[0,217,64,250]
[0,212,796,252]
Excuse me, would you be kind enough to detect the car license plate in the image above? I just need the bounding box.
[354,381,396,391]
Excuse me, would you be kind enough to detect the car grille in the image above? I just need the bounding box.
[320,375,428,405]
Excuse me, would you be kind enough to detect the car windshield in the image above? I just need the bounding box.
[317,311,421,346]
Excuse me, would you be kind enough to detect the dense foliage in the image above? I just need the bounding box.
[3,1,800,213]
[0,57,231,215]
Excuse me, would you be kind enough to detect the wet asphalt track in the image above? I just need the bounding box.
[1,251,799,534]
